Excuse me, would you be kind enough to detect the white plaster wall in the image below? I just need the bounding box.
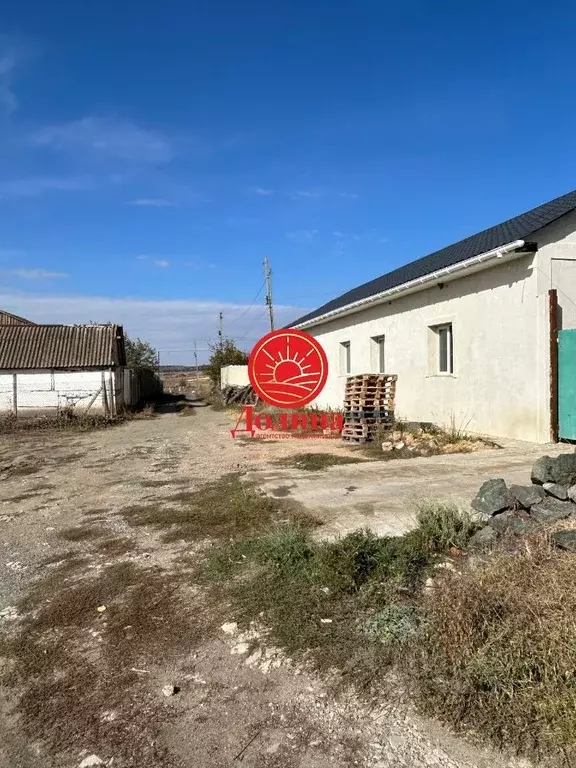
[221,365,249,389]
[532,208,576,330]
[0,370,117,413]
[307,254,546,442]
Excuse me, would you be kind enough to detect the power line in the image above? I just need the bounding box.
[230,279,266,322]
[237,307,268,340]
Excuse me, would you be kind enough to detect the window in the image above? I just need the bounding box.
[370,335,385,373]
[434,323,453,374]
[339,341,351,375]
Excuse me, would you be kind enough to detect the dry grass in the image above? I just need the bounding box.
[273,452,368,471]
[3,559,208,765]
[121,473,320,542]
[413,538,576,762]
[59,524,103,542]
[361,421,500,459]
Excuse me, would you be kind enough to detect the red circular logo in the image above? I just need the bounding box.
[248,329,328,408]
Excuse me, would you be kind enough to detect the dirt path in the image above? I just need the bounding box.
[0,405,531,768]
[247,438,574,538]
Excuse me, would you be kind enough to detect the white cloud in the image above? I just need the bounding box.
[0,176,92,200]
[339,192,359,200]
[135,255,170,268]
[248,186,274,196]
[130,198,176,207]
[0,36,31,115]
[292,190,321,199]
[286,229,318,243]
[31,116,174,165]
[10,269,68,280]
[0,292,309,363]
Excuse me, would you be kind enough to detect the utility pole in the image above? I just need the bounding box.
[264,256,275,332]
[218,311,223,349]
[193,340,199,381]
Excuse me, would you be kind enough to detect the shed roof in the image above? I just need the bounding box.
[290,188,576,328]
[0,324,125,370]
[0,310,35,325]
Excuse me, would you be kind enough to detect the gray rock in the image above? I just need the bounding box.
[531,456,555,485]
[489,512,537,535]
[509,484,546,509]
[162,684,180,697]
[551,453,576,486]
[507,516,539,535]
[79,758,104,768]
[530,497,572,523]
[471,479,514,517]
[551,530,576,552]
[568,485,576,503]
[543,482,568,500]
[488,511,512,533]
[468,525,498,551]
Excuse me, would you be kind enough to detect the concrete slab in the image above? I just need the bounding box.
[246,441,576,538]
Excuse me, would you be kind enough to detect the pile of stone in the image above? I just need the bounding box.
[470,452,576,552]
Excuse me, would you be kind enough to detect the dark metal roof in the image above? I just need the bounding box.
[0,324,124,370]
[291,188,576,327]
[0,310,35,325]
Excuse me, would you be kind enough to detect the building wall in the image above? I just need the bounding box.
[221,364,250,389]
[0,370,119,414]
[307,253,547,442]
[300,208,576,444]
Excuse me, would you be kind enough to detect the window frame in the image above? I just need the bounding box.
[370,334,386,374]
[435,323,453,375]
[339,340,351,375]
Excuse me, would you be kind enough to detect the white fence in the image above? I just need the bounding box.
[0,370,123,416]
[220,365,249,389]
[0,368,163,418]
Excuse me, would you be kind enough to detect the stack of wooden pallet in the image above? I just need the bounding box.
[341,373,397,443]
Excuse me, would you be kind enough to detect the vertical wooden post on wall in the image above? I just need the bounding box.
[549,289,559,442]
[101,371,109,417]
[108,373,115,418]
[12,373,17,419]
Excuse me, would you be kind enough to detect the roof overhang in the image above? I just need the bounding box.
[292,239,530,330]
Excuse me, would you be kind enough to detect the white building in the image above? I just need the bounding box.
[289,189,576,443]
[0,323,129,416]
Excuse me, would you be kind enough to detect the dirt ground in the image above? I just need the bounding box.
[0,403,534,768]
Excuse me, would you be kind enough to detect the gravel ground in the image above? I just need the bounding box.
[0,403,533,768]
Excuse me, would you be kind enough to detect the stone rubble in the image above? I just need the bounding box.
[470,451,576,547]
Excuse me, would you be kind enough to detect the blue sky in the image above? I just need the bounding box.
[1,1,576,362]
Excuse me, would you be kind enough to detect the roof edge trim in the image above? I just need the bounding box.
[292,240,526,330]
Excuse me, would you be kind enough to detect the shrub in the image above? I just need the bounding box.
[414,502,477,553]
[414,544,576,761]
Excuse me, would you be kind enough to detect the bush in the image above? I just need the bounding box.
[414,501,477,553]
[206,506,476,680]
[205,340,248,386]
[414,544,576,761]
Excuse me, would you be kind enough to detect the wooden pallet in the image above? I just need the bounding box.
[343,416,394,424]
[344,401,393,408]
[342,425,375,436]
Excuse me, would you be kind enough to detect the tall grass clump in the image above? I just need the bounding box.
[414,542,576,762]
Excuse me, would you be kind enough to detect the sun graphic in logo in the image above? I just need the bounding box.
[248,329,328,408]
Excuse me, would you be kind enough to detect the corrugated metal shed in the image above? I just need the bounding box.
[0,324,125,370]
[290,188,576,327]
[0,310,35,326]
